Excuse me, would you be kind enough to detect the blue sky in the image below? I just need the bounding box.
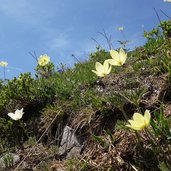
[0,0,170,79]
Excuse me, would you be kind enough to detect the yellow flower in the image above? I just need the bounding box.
[8,108,24,120]
[126,110,151,131]
[92,60,112,77]
[0,61,8,67]
[118,27,124,31]
[164,0,171,2]
[38,54,50,66]
[107,48,127,66]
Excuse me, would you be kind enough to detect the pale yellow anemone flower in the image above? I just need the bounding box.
[92,60,112,77]
[8,108,24,120]
[38,54,50,66]
[126,110,151,131]
[164,0,171,2]
[107,48,127,66]
[0,61,8,67]
[118,27,124,31]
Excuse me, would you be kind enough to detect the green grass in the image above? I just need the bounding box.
[0,19,171,170]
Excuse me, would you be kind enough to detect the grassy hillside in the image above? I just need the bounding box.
[0,20,171,171]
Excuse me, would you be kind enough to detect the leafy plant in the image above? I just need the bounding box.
[159,20,171,38]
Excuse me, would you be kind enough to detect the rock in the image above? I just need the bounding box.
[0,153,20,170]
[58,126,82,159]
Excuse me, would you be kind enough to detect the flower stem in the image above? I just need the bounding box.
[19,120,29,139]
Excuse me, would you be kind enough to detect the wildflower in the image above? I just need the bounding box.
[92,60,112,77]
[107,48,127,66]
[0,61,8,67]
[126,110,151,130]
[38,54,50,66]
[118,27,124,31]
[8,108,24,120]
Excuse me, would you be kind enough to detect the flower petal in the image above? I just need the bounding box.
[128,120,142,127]
[15,109,24,119]
[106,65,112,75]
[119,48,126,56]
[133,113,144,123]
[8,113,18,120]
[144,110,151,126]
[119,48,127,65]
[107,59,120,66]
[92,70,98,74]
[110,50,119,60]
[103,60,110,73]
[126,122,142,130]
[92,70,102,77]
[95,62,103,72]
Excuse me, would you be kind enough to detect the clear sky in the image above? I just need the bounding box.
[0,0,170,79]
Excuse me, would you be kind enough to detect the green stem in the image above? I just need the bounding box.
[19,120,29,139]
[144,128,157,147]
[135,131,142,143]
[121,107,129,121]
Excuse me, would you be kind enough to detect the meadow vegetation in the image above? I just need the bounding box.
[0,19,171,170]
